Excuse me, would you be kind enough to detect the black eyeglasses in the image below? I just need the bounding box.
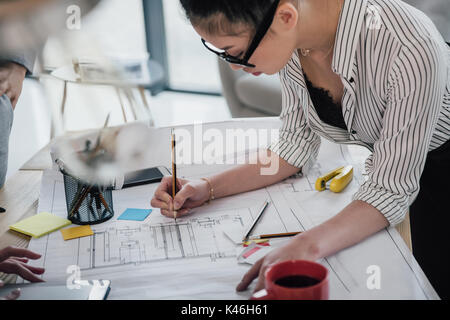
[201,0,281,68]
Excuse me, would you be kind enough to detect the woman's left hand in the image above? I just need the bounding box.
[236,234,320,293]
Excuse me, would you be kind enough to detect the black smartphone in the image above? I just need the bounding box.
[122,166,171,189]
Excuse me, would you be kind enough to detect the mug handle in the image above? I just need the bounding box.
[250,289,276,300]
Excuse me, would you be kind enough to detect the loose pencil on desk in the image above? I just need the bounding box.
[242,200,270,242]
[248,231,302,240]
[171,129,179,223]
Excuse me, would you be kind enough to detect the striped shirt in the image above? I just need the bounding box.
[269,0,450,226]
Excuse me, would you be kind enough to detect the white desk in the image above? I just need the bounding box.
[1,118,435,299]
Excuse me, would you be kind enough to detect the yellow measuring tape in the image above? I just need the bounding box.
[315,165,353,193]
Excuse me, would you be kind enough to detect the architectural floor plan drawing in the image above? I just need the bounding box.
[84,211,251,269]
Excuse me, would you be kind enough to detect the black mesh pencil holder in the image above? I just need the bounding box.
[62,170,114,225]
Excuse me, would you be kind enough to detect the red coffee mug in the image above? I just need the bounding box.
[251,260,329,300]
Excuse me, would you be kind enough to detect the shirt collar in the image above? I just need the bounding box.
[331,0,368,80]
[284,0,368,86]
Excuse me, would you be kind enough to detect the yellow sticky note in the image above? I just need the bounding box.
[10,212,72,238]
[242,239,270,247]
[61,225,93,241]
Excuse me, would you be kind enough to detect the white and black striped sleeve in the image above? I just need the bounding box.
[352,40,447,226]
[268,69,321,170]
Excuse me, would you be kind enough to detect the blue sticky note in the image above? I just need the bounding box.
[118,208,152,221]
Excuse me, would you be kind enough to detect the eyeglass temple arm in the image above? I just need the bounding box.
[243,0,280,62]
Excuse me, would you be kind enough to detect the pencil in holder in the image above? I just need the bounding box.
[62,170,114,225]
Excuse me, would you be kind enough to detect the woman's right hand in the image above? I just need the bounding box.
[150,176,211,219]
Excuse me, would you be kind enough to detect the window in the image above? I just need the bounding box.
[144,0,222,95]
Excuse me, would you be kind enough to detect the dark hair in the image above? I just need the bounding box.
[179,0,277,36]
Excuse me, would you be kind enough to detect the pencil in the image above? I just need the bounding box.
[248,231,302,240]
[171,129,178,223]
[98,193,111,213]
[69,185,92,218]
[243,200,270,242]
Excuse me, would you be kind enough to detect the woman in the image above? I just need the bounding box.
[151,0,450,299]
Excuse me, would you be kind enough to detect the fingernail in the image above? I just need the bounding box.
[174,201,181,210]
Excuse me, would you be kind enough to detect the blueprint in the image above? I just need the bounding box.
[24,138,438,300]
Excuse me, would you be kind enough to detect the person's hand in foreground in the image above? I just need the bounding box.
[0,62,27,109]
[236,234,320,294]
[151,176,210,219]
[0,246,45,300]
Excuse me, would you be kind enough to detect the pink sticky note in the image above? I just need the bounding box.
[243,246,261,259]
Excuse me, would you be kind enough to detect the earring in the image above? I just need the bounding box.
[300,48,311,57]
